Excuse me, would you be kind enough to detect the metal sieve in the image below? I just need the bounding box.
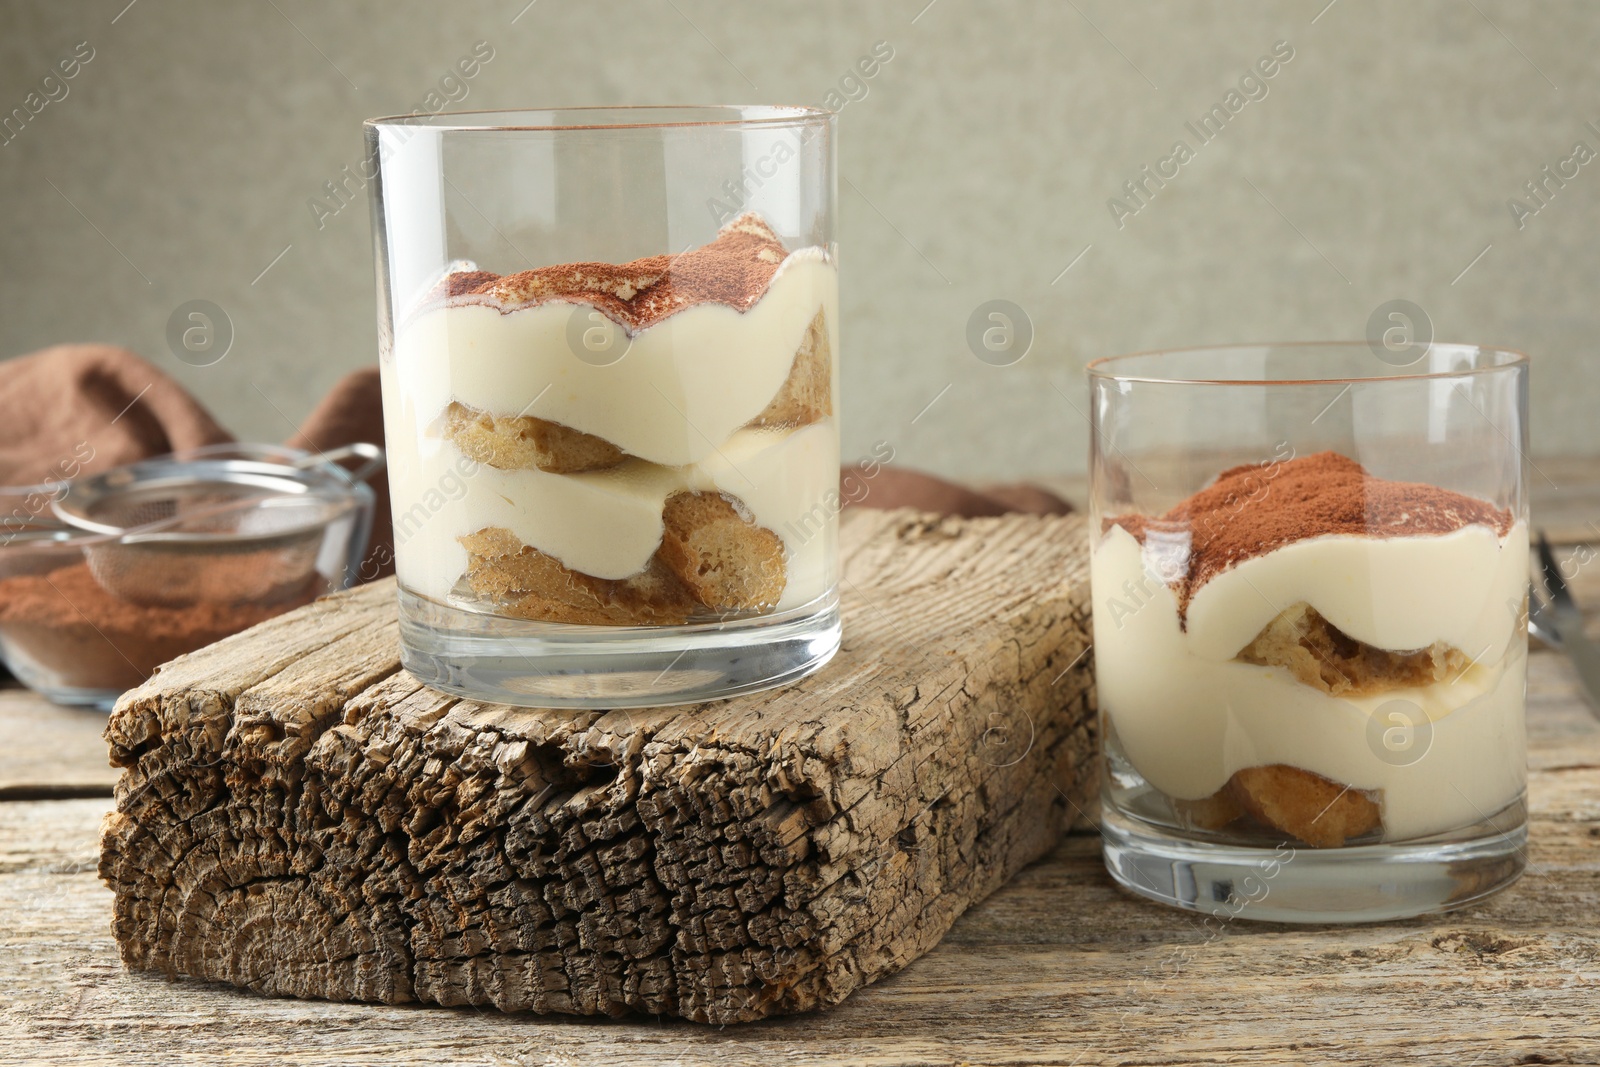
[51,443,383,608]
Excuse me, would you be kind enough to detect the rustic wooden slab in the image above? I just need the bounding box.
[96,509,1098,1024]
[2,651,1596,1065]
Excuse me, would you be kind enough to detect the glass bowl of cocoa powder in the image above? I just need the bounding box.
[0,444,379,709]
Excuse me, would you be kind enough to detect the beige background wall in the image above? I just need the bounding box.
[2,0,1596,480]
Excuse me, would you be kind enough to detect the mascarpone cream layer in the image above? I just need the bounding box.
[381,349,838,612]
[1093,522,1529,841]
[393,249,838,468]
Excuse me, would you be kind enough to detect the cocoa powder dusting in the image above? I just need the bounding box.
[0,561,318,692]
[421,213,794,331]
[1109,451,1514,612]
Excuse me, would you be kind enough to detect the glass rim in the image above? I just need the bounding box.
[1085,341,1530,386]
[363,104,835,132]
[0,442,375,548]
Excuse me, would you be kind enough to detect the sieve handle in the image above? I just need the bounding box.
[301,443,385,485]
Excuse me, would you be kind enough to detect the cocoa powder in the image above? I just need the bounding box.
[0,561,317,693]
[1110,450,1514,612]
[423,213,793,331]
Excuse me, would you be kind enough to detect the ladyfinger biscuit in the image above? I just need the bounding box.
[658,491,787,612]
[444,402,626,475]
[1238,602,1469,697]
[459,526,695,626]
[1226,764,1382,848]
[746,310,832,430]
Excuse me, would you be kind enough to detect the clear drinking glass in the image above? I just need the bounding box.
[366,107,841,708]
[1088,343,1529,922]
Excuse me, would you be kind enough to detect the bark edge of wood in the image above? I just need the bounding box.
[98,509,1096,1023]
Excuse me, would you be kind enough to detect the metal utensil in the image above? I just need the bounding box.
[1536,532,1600,716]
[50,443,383,607]
[1527,580,1561,649]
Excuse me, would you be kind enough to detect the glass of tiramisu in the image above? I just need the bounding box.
[1088,343,1529,921]
[366,107,840,706]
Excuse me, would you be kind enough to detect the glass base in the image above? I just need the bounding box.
[1101,803,1527,923]
[397,587,841,708]
[9,682,119,711]
[0,648,122,710]
[41,687,120,711]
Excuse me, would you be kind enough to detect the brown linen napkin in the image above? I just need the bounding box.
[280,365,392,574]
[0,345,1070,582]
[847,464,1072,517]
[0,345,396,576]
[0,344,232,484]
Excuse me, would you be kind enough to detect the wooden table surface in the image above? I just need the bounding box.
[2,530,1599,1064]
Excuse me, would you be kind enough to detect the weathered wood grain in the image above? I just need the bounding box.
[1,654,1596,1066]
[95,510,1099,1024]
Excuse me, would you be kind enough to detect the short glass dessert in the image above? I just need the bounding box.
[366,107,841,707]
[1088,343,1529,922]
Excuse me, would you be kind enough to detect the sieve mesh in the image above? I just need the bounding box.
[51,446,381,609]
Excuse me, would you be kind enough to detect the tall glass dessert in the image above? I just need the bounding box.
[367,107,840,707]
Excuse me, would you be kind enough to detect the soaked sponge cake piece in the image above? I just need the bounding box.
[659,491,787,612]
[746,309,832,430]
[1175,765,1383,848]
[457,488,789,625]
[1238,602,1470,696]
[1177,767,1388,851]
[1227,764,1382,849]
[443,402,626,475]
[459,526,695,626]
